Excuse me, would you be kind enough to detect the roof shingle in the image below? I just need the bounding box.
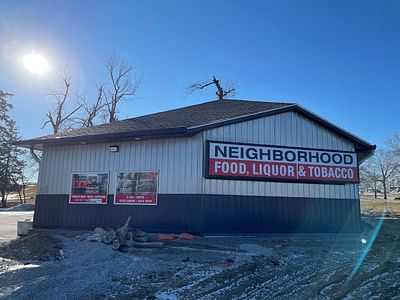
[16,99,374,153]
[24,99,293,141]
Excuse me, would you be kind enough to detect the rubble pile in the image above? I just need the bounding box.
[78,216,164,251]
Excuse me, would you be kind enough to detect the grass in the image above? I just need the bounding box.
[5,184,36,207]
[360,195,400,217]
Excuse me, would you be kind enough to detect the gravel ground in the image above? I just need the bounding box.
[1,217,400,299]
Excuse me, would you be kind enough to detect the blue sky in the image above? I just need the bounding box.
[1,0,399,148]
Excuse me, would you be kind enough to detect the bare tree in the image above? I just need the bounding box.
[42,55,140,130]
[104,55,141,123]
[360,164,380,198]
[187,76,235,100]
[388,132,400,157]
[366,149,399,200]
[77,84,107,128]
[15,173,27,204]
[42,72,82,133]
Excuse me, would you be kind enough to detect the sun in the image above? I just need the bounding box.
[23,53,49,74]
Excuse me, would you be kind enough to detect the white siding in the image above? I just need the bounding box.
[38,111,359,199]
[38,136,204,195]
[200,111,358,199]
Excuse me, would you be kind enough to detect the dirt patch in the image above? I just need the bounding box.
[0,232,62,261]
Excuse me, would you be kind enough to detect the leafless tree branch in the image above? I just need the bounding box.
[104,54,141,123]
[186,76,235,100]
[77,84,107,128]
[42,72,82,133]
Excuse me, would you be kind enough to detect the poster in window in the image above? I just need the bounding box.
[115,171,158,205]
[69,173,108,204]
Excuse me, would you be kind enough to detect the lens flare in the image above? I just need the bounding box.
[347,212,385,282]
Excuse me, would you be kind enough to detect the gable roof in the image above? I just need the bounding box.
[16,99,375,155]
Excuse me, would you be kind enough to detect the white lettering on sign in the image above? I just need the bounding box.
[207,141,359,183]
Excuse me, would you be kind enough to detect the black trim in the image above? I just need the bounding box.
[188,105,375,152]
[14,127,192,148]
[33,194,361,233]
[204,140,360,185]
[293,106,376,151]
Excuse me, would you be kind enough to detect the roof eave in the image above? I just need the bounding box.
[14,127,191,149]
[292,105,376,152]
[15,104,376,155]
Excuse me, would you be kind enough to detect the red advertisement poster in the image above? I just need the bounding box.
[206,141,359,184]
[69,173,108,204]
[114,171,158,205]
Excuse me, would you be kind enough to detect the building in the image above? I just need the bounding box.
[17,99,375,233]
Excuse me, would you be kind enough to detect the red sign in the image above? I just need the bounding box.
[69,173,108,204]
[114,171,158,205]
[206,141,359,183]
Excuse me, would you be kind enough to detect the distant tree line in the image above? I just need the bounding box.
[360,134,400,200]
